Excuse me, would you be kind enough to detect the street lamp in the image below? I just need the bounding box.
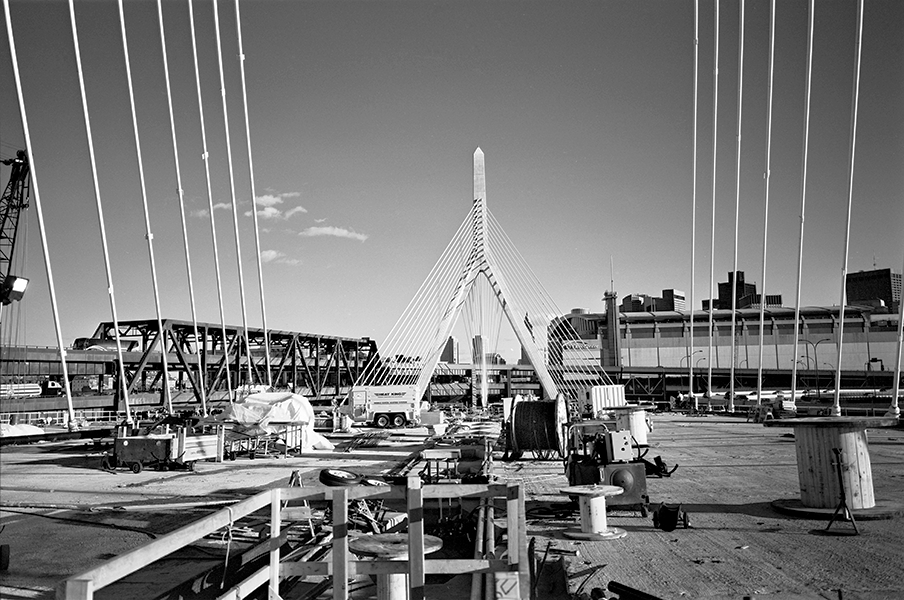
[681,349,703,368]
[695,357,707,368]
[801,338,831,399]
[0,275,28,305]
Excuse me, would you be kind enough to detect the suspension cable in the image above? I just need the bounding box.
[3,0,77,427]
[707,0,720,401]
[689,0,699,408]
[833,0,865,417]
[68,0,133,422]
[233,0,271,388]
[188,0,233,402]
[791,0,816,409]
[728,0,746,414]
[118,0,172,415]
[212,0,255,391]
[158,0,207,415]
[756,0,776,408]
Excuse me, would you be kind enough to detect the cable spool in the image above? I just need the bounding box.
[510,396,567,459]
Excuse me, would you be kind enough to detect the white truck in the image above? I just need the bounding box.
[344,385,422,428]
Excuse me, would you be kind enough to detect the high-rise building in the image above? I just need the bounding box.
[847,268,902,312]
[440,336,459,363]
[714,271,781,309]
[662,289,686,311]
[471,335,486,364]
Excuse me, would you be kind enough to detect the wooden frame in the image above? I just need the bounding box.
[60,477,528,600]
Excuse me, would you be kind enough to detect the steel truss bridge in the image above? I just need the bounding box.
[1,318,376,412]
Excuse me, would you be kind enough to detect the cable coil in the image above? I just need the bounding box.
[510,397,567,458]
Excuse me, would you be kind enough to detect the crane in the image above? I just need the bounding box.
[0,150,30,307]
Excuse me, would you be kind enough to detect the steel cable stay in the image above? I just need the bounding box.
[833,0,865,417]
[355,207,474,387]
[188,0,233,402]
[689,0,700,407]
[3,0,77,427]
[790,0,816,410]
[68,0,134,422]
[706,0,721,403]
[118,0,173,415]
[755,0,777,410]
[234,0,272,388]
[485,212,612,391]
[212,0,255,392]
[380,212,473,386]
[157,0,207,416]
[389,223,471,385]
[728,0,746,413]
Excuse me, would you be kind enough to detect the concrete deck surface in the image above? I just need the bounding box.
[1,414,902,599]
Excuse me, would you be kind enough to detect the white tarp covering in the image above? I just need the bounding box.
[211,392,333,451]
[0,423,45,437]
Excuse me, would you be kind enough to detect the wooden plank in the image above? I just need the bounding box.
[282,558,510,578]
[280,507,314,521]
[62,492,270,593]
[216,565,269,600]
[333,488,349,600]
[269,489,281,599]
[408,476,426,600]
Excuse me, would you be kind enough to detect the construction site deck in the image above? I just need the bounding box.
[1,411,903,600]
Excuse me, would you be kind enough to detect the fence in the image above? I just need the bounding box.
[60,477,529,600]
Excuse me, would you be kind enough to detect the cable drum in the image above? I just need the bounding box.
[510,396,567,459]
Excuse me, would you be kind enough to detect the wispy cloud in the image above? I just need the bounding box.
[299,226,368,242]
[261,249,301,266]
[190,202,230,218]
[244,192,307,220]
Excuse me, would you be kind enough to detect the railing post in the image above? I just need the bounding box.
[407,476,426,600]
[64,578,93,600]
[269,488,281,599]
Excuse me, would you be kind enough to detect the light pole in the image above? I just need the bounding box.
[801,338,830,400]
[681,349,703,368]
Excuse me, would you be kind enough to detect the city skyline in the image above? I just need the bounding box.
[1,0,902,364]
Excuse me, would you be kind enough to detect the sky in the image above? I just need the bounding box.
[1,0,902,364]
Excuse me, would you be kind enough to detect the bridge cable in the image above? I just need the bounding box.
[118,0,173,415]
[728,0,746,414]
[755,0,777,410]
[67,0,133,422]
[833,0,865,417]
[213,0,256,391]
[157,0,207,416]
[689,0,699,408]
[188,0,233,402]
[790,0,816,410]
[234,0,272,388]
[706,0,720,403]
[3,0,77,427]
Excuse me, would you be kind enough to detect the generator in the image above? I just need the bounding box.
[564,421,649,515]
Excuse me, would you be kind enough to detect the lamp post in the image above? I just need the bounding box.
[681,349,703,368]
[801,338,830,400]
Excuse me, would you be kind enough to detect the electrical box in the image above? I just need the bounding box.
[603,430,633,463]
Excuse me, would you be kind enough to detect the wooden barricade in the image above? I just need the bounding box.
[59,477,528,600]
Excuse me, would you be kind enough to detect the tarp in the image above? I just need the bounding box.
[0,423,45,437]
[209,392,333,451]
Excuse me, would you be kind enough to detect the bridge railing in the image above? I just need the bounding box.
[59,477,529,600]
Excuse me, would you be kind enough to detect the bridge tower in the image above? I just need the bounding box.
[412,148,559,400]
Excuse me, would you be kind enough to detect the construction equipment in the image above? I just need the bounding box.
[0,150,30,308]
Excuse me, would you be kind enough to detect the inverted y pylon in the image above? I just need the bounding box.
[412,148,560,400]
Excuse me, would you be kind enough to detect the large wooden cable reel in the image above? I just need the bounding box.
[509,395,568,460]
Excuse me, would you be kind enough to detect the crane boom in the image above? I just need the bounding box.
[0,150,30,291]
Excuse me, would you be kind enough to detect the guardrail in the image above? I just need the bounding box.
[60,477,529,600]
